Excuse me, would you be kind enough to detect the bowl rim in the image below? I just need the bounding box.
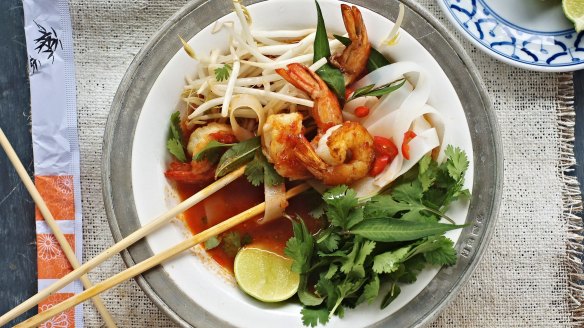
[436,0,584,73]
[102,0,504,327]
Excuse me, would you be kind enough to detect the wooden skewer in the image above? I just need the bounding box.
[17,183,311,327]
[0,159,245,327]
[0,128,118,328]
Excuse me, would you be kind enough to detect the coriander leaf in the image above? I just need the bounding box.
[380,283,401,309]
[221,232,241,257]
[169,111,182,140]
[301,307,329,327]
[418,154,438,192]
[414,235,457,266]
[167,139,187,162]
[364,194,412,218]
[350,218,466,242]
[243,150,284,187]
[340,238,360,275]
[331,280,361,315]
[214,64,232,82]
[315,276,339,310]
[351,240,376,278]
[445,145,469,181]
[285,217,314,274]
[333,34,391,72]
[309,202,325,219]
[316,228,341,253]
[344,207,364,230]
[340,238,375,279]
[261,153,285,186]
[356,274,380,305]
[193,140,234,163]
[395,255,426,283]
[243,156,264,186]
[166,111,186,162]
[216,137,261,178]
[392,181,424,204]
[373,246,411,274]
[324,264,339,279]
[204,236,220,250]
[423,146,470,210]
[323,185,360,229]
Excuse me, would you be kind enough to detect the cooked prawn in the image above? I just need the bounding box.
[276,63,342,133]
[330,4,371,85]
[262,112,312,180]
[165,123,237,184]
[274,63,374,185]
[295,121,374,185]
[186,122,236,156]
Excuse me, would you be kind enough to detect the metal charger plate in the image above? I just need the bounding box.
[102,0,503,327]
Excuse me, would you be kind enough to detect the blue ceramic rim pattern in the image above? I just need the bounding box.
[442,0,584,69]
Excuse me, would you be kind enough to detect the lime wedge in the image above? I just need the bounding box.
[234,247,299,302]
[563,0,584,32]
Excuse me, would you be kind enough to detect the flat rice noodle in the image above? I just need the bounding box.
[259,183,288,224]
[348,62,448,197]
[229,94,266,141]
[355,62,431,124]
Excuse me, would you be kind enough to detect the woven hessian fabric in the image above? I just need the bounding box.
[69,0,582,326]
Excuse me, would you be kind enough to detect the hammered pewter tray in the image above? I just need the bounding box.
[102,0,503,326]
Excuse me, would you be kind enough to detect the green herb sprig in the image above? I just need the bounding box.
[285,147,470,327]
[313,1,345,100]
[215,64,232,82]
[166,111,187,162]
[350,79,406,100]
[192,136,284,187]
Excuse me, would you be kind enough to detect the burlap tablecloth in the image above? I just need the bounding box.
[70,0,584,326]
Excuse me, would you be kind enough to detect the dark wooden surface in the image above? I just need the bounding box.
[0,0,38,325]
[0,1,583,326]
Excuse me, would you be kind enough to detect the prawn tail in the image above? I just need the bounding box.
[294,138,327,177]
[164,161,215,184]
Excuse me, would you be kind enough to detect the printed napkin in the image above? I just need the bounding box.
[22,0,84,326]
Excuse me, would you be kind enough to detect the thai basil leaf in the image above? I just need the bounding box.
[314,1,345,99]
[215,137,260,178]
[349,218,466,242]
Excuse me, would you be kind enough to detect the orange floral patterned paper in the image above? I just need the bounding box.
[37,233,75,279]
[38,293,75,328]
[35,175,75,221]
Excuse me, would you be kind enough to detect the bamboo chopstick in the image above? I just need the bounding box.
[0,160,245,327]
[17,183,311,327]
[0,128,117,328]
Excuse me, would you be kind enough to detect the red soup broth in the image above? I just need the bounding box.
[176,178,323,272]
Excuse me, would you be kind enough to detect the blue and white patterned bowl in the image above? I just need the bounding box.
[438,0,584,72]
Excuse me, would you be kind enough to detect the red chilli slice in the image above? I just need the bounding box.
[402,130,417,160]
[369,154,391,177]
[354,106,370,118]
